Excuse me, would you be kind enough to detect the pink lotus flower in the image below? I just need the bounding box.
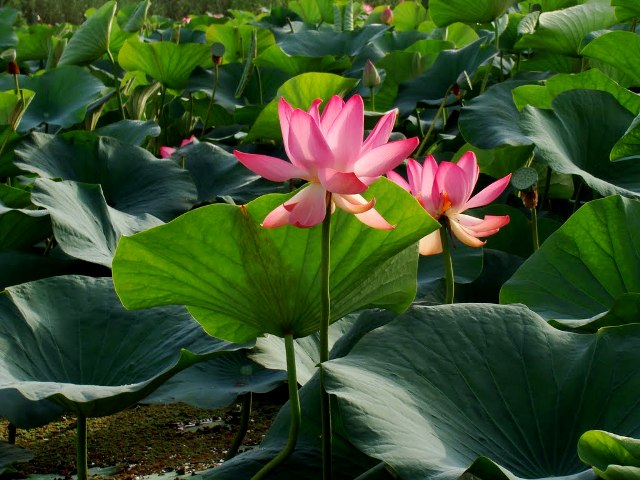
[234,95,419,229]
[362,3,374,14]
[387,152,511,255]
[159,135,196,158]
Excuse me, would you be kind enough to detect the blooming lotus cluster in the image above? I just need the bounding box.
[234,95,419,229]
[387,152,511,255]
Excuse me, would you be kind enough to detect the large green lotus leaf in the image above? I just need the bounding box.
[277,24,387,57]
[550,293,640,333]
[429,0,516,27]
[611,113,640,162]
[119,0,151,33]
[176,142,283,203]
[0,251,88,290]
[246,73,358,141]
[512,69,640,114]
[579,431,640,480]
[143,349,286,410]
[250,315,358,386]
[514,3,617,56]
[395,38,498,115]
[57,1,116,66]
[16,66,104,132]
[289,0,333,24]
[501,195,640,321]
[30,179,162,267]
[94,119,160,146]
[118,38,211,90]
[113,178,438,342]
[14,132,197,221]
[0,275,245,427]
[254,45,346,77]
[324,303,640,480]
[16,24,56,62]
[612,0,640,20]
[389,1,428,31]
[520,90,639,198]
[518,51,582,74]
[205,24,274,64]
[0,442,32,474]
[581,31,640,86]
[0,184,51,251]
[459,80,536,150]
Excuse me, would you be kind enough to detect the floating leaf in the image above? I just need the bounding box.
[113,178,438,342]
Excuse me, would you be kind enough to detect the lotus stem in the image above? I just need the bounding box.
[201,63,219,139]
[440,226,455,304]
[225,392,253,460]
[353,461,389,480]
[7,423,16,444]
[530,207,539,251]
[107,48,125,120]
[76,414,88,480]
[415,88,450,158]
[320,193,333,480]
[251,334,300,480]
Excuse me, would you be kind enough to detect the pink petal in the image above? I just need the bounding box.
[159,146,176,158]
[325,94,365,170]
[320,96,345,134]
[262,204,292,228]
[386,170,411,193]
[353,205,395,230]
[435,162,470,211]
[234,150,309,182]
[318,168,368,194]
[419,230,443,255]
[448,216,486,248]
[307,98,323,127]
[361,108,398,155]
[455,151,479,203]
[180,135,196,147]
[354,137,419,178]
[278,97,294,146]
[457,214,510,236]
[463,174,512,210]
[406,158,422,195]
[420,155,440,214]
[332,193,376,214]
[287,183,328,228]
[287,109,334,173]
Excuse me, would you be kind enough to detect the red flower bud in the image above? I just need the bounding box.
[6,61,19,75]
[381,7,393,25]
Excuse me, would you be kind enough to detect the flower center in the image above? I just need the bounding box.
[438,191,453,216]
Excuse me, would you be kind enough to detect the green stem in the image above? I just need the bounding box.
[414,90,450,158]
[200,64,219,140]
[440,226,455,304]
[530,207,539,251]
[251,335,300,480]
[320,194,333,480]
[76,414,88,480]
[7,423,16,444]
[107,48,125,120]
[225,392,252,460]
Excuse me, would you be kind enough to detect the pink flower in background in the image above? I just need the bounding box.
[387,152,511,255]
[362,3,374,14]
[380,6,393,24]
[234,95,418,229]
[159,135,196,158]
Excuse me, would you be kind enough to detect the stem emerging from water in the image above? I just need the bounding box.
[440,226,455,304]
[225,392,252,460]
[76,414,88,480]
[251,335,300,480]
[320,194,333,480]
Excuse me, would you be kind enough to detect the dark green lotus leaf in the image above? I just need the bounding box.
[204,309,397,479]
[246,72,358,141]
[519,90,639,198]
[0,275,245,427]
[204,24,275,64]
[501,196,640,321]
[579,430,640,480]
[57,1,116,66]
[94,119,160,146]
[550,293,640,333]
[324,303,640,480]
[417,242,484,297]
[613,0,640,20]
[519,51,582,74]
[514,3,617,56]
[0,184,50,251]
[395,38,498,115]
[16,66,105,132]
[0,442,32,474]
[113,178,438,343]
[14,132,197,221]
[118,38,211,90]
[581,31,640,86]
[512,69,640,114]
[277,24,388,57]
[119,0,151,33]
[176,142,283,203]
[142,349,286,410]
[459,80,536,150]
[16,24,56,62]
[430,0,516,27]
[611,113,640,162]
[254,44,346,76]
[31,179,162,267]
[250,315,357,386]
[186,64,246,113]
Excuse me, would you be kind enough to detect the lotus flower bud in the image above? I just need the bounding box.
[362,59,381,88]
[211,42,225,66]
[381,6,393,25]
[2,48,18,75]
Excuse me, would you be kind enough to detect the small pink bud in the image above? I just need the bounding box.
[362,3,373,14]
[363,60,381,88]
[381,7,393,25]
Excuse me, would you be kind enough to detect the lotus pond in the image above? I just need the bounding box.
[1,0,640,479]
